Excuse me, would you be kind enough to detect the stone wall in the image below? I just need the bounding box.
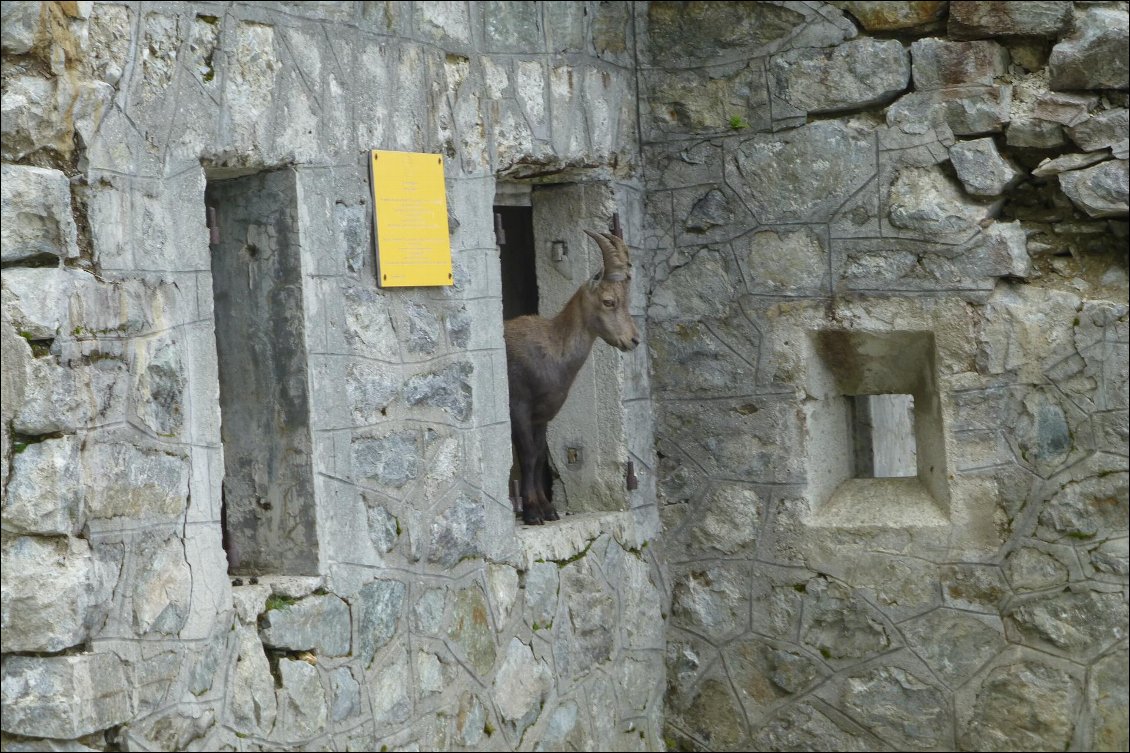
[641,1,1128,751]
[1,2,663,750]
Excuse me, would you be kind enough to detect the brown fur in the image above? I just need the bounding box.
[503,231,640,524]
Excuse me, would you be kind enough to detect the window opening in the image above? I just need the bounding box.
[805,330,950,526]
[495,180,634,518]
[496,203,558,511]
[206,169,319,575]
[850,394,917,478]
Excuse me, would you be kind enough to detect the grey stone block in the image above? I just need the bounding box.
[959,659,1082,751]
[948,1,1072,39]
[1058,159,1130,218]
[888,85,1012,136]
[0,535,111,653]
[949,137,1023,196]
[3,435,83,535]
[428,493,485,567]
[911,38,1008,91]
[730,121,876,224]
[352,431,420,489]
[0,1,43,54]
[402,361,473,422]
[1049,7,1130,92]
[273,659,328,742]
[1068,108,1130,156]
[1,164,79,263]
[770,38,910,117]
[357,578,406,667]
[82,441,189,522]
[1,266,70,340]
[132,536,192,636]
[0,654,130,739]
[229,623,277,736]
[447,587,496,677]
[260,593,352,657]
[492,638,549,726]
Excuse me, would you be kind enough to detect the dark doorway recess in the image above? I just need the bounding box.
[497,205,539,321]
[206,169,318,575]
[495,204,556,510]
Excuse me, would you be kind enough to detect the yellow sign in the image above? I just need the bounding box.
[369,150,453,287]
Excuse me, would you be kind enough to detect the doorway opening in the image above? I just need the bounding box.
[495,200,559,511]
[206,168,319,575]
[495,180,633,517]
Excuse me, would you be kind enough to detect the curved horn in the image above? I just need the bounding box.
[583,229,631,281]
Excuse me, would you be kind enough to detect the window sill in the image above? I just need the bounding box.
[515,510,648,566]
[807,477,948,529]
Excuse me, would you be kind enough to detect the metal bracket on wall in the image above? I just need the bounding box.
[626,460,638,491]
[208,206,220,245]
[551,238,573,280]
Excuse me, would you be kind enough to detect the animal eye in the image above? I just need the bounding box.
[602,298,615,308]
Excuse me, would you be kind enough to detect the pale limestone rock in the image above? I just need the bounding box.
[3,435,83,535]
[0,164,79,263]
[492,638,551,723]
[0,654,130,739]
[0,535,111,653]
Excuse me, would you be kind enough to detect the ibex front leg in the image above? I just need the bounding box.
[512,411,545,525]
[532,423,559,521]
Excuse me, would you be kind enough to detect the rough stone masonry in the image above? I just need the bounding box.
[1,2,1127,752]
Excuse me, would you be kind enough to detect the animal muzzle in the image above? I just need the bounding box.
[617,334,641,352]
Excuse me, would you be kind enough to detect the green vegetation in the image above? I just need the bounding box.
[264,593,298,611]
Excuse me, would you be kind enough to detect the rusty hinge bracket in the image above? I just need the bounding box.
[625,459,638,491]
[207,206,220,245]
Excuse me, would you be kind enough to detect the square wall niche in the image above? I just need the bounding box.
[804,330,950,527]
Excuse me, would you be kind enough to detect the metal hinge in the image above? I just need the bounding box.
[207,206,220,245]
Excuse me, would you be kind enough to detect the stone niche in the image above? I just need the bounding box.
[804,329,951,528]
[205,168,319,575]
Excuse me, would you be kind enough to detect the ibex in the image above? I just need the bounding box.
[504,229,640,525]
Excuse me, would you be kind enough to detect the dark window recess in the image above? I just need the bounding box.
[496,206,539,321]
[495,204,556,508]
[206,169,319,576]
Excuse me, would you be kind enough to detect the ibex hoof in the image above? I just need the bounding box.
[522,511,544,526]
[544,507,560,522]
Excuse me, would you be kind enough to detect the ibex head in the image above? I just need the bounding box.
[583,229,640,352]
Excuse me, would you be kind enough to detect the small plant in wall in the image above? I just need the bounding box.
[728,115,749,130]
